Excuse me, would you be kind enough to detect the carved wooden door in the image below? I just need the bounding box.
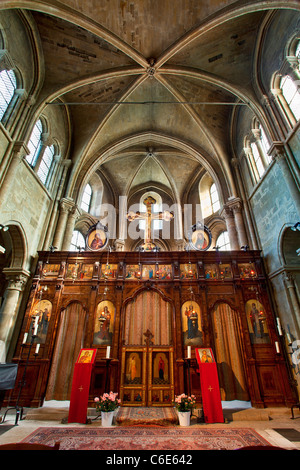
[119,343,174,407]
[121,291,174,406]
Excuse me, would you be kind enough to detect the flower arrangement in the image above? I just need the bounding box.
[94,391,121,412]
[174,393,196,412]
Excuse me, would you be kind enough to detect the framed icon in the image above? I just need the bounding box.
[189,222,212,251]
[86,222,108,251]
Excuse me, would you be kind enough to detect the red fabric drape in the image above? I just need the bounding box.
[46,302,86,401]
[124,291,171,345]
[212,303,249,401]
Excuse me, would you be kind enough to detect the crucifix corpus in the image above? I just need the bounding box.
[126,196,174,250]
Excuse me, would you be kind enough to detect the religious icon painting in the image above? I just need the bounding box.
[86,222,108,251]
[79,264,94,279]
[180,264,197,279]
[65,263,79,280]
[219,264,232,279]
[125,265,141,279]
[42,263,60,278]
[124,351,143,385]
[189,222,212,251]
[100,263,118,279]
[204,264,218,279]
[93,300,115,345]
[76,348,97,364]
[156,264,172,280]
[142,265,156,280]
[181,301,203,346]
[245,299,270,344]
[239,263,257,279]
[27,300,52,344]
[152,351,170,385]
[195,348,215,363]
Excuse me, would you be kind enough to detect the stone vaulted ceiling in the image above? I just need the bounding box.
[12,0,298,204]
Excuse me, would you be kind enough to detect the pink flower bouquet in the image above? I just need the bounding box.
[174,393,196,412]
[94,391,121,412]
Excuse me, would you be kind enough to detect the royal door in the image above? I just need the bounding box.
[120,291,174,406]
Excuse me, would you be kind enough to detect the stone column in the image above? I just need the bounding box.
[0,141,29,200]
[230,199,248,248]
[0,269,30,362]
[220,203,239,250]
[52,198,75,250]
[116,195,128,250]
[270,143,300,216]
[283,272,300,338]
[252,128,269,168]
[61,204,81,251]
[243,146,259,183]
[271,87,297,127]
[231,158,259,249]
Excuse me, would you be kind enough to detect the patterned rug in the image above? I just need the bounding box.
[22,426,271,450]
[115,407,178,426]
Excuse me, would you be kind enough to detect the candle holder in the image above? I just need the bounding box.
[183,357,192,398]
[104,357,113,393]
[2,331,38,426]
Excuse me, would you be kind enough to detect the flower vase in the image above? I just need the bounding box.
[101,411,114,427]
[178,411,191,426]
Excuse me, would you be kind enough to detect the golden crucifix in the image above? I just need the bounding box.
[126,196,174,251]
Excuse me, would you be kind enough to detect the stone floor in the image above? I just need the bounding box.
[0,401,300,450]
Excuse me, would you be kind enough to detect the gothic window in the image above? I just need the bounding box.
[259,124,272,164]
[216,231,230,250]
[280,75,300,121]
[296,41,300,72]
[37,144,55,186]
[0,69,16,121]
[26,119,43,167]
[70,230,86,251]
[81,184,92,212]
[209,183,220,214]
[250,141,265,179]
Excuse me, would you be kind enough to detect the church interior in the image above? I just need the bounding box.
[0,0,300,451]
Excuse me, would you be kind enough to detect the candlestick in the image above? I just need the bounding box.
[187,346,191,359]
[106,346,111,359]
[22,333,28,344]
[275,341,280,354]
[35,343,40,354]
[276,318,283,336]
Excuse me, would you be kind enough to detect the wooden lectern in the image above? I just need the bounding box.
[68,348,97,424]
[196,348,224,423]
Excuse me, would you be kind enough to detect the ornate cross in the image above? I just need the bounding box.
[143,329,154,347]
[127,196,173,251]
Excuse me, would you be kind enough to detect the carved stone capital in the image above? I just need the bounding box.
[2,268,30,291]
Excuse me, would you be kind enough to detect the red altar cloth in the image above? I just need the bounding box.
[195,348,224,424]
[68,349,97,424]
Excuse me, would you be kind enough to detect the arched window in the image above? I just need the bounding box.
[0,69,17,121]
[296,41,300,72]
[209,183,220,213]
[280,75,300,121]
[259,124,272,164]
[37,144,55,186]
[70,230,86,251]
[26,119,43,167]
[216,231,230,250]
[250,141,265,179]
[81,184,92,212]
